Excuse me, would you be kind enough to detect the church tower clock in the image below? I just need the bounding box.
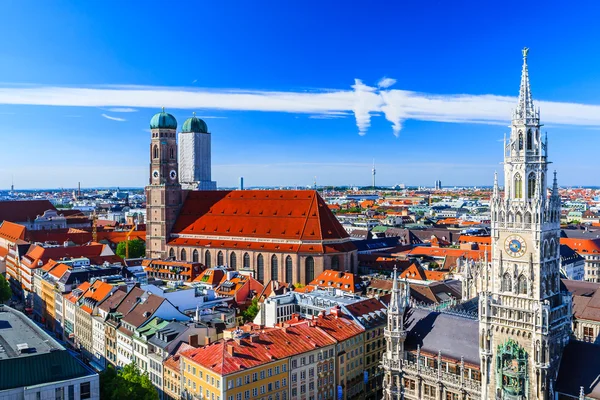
[145,108,183,259]
[479,49,572,400]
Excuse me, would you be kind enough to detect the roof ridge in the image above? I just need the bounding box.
[298,192,316,241]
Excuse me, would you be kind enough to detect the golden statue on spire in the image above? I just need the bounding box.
[522,47,529,59]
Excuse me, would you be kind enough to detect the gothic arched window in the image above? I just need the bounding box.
[527,129,533,150]
[153,145,159,159]
[331,255,340,270]
[169,147,175,159]
[517,275,528,295]
[514,173,523,199]
[257,254,264,282]
[169,248,175,259]
[205,250,211,268]
[217,251,224,266]
[502,273,512,292]
[528,173,536,198]
[305,256,315,283]
[549,240,556,258]
[180,248,187,261]
[285,256,293,284]
[516,212,523,223]
[271,255,278,281]
[518,131,524,150]
[524,212,532,224]
[230,252,237,270]
[192,249,199,263]
[243,252,250,269]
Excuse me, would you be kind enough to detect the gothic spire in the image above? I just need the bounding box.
[493,171,499,198]
[390,266,400,312]
[515,47,536,121]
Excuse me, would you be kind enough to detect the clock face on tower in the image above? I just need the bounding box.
[169,170,177,180]
[152,170,159,180]
[505,235,527,257]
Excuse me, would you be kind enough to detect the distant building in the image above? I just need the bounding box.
[0,304,99,399]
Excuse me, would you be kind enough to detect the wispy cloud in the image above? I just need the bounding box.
[377,77,396,89]
[104,107,137,113]
[1,80,600,136]
[101,113,126,122]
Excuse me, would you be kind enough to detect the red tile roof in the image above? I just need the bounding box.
[560,238,600,254]
[0,200,56,223]
[21,243,117,270]
[0,221,26,241]
[309,270,362,293]
[171,190,350,243]
[182,322,338,376]
[82,280,114,302]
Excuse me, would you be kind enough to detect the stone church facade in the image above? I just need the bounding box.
[382,49,599,400]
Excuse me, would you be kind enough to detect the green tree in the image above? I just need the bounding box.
[0,274,12,303]
[100,363,158,400]
[116,239,146,259]
[241,298,260,322]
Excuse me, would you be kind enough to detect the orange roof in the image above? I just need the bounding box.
[48,263,71,279]
[171,190,351,243]
[82,280,114,302]
[182,319,343,376]
[400,263,427,280]
[194,268,226,285]
[458,235,491,245]
[560,238,600,254]
[0,221,26,241]
[21,243,112,269]
[309,270,362,293]
[81,305,93,314]
[403,246,485,260]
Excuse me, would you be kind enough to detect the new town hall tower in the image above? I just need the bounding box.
[382,49,577,400]
[480,48,572,399]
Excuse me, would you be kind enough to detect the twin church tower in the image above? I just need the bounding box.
[145,110,216,258]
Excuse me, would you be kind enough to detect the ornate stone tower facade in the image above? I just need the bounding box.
[382,268,409,400]
[178,113,217,191]
[479,49,572,400]
[145,109,183,259]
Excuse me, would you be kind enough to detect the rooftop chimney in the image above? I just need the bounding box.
[189,334,199,348]
[227,344,235,356]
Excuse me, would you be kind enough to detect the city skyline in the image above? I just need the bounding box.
[2,1,600,188]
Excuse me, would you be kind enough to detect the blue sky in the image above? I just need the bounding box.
[1,0,600,189]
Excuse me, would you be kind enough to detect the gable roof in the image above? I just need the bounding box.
[171,190,350,242]
[121,293,166,328]
[0,200,56,223]
[0,221,26,242]
[182,322,338,376]
[309,270,363,294]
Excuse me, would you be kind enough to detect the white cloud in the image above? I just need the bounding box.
[104,107,138,113]
[101,113,126,122]
[0,81,600,136]
[377,77,396,89]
